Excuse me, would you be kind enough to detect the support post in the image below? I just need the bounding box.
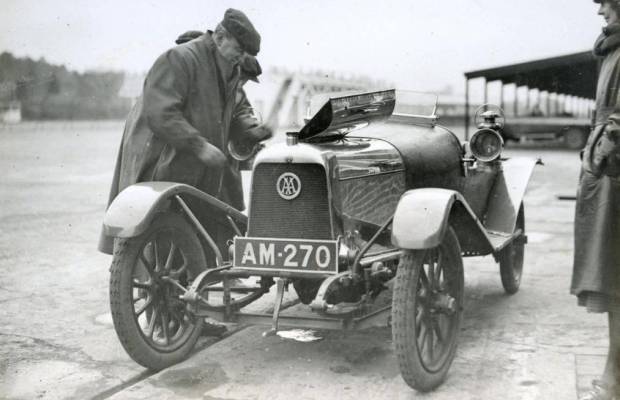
[499,82,505,111]
[465,77,470,140]
[263,278,286,337]
[525,87,530,113]
[513,84,518,117]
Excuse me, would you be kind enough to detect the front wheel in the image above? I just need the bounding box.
[499,203,525,294]
[109,212,206,370]
[392,227,464,392]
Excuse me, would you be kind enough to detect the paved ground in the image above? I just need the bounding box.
[0,121,609,399]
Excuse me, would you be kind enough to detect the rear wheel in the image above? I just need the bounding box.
[499,204,525,294]
[563,128,587,150]
[109,212,205,370]
[392,227,464,392]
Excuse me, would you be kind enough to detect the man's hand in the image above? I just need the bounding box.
[195,140,227,170]
[591,123,620,177]
[247,125,273,143]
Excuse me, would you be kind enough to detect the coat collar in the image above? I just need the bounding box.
[594,22,620,56]
[201,31,240,104]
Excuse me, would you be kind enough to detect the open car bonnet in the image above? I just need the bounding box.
[298,89,396,141]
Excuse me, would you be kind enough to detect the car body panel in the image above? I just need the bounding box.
[484,157,539,234]
[356,121,464,189]
[103,182,246,238]
[337,170,406,227]
[391,188,492,251]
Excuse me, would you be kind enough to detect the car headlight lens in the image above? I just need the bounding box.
[469,128,504,162]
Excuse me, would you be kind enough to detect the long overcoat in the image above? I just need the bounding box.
[98,33,256,254]
[571,46,620,302]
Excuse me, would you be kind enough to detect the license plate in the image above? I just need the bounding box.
[233,237,338,274]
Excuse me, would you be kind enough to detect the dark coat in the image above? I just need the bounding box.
[98,33,257,254]
[571,46,620,300]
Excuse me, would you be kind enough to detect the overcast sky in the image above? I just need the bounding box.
[0,0,605,92]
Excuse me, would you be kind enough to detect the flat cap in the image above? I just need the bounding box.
[221,8,260,56]
[240,55,262,82]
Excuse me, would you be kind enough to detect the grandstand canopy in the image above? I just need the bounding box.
[464,51,598,100]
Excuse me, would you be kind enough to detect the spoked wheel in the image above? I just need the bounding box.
[110,212,206,370]
[392,227,464,392]
[499,203,525,294]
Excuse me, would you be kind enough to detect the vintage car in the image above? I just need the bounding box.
[501,115,591,149]
[102,89,539,392]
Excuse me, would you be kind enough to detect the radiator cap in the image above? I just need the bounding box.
[286,132,299,146]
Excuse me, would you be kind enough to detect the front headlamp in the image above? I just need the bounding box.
[469,128,504,162]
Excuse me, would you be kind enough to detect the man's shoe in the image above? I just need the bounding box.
[580,380,616,400]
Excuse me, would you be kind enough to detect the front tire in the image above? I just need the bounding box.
[392,227,464,392]
[109,212,206,370]
[499,203,525,294]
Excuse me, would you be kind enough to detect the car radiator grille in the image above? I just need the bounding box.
[248,163,332,239]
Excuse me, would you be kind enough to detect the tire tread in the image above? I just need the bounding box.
[392,227,463,392]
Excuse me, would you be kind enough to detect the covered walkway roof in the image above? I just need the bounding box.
[464,51,598,100]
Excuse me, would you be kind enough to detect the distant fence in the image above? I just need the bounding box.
[0,120,126,133]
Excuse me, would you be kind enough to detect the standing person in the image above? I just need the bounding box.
[98,9,270,255]
[572,1,620,398]
[174,28,270,164]
[174,28,271,185]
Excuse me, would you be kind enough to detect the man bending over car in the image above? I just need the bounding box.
[98,9,271,256]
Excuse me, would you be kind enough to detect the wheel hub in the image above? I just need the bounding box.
[151,276,175,302]
[431,291,457,314]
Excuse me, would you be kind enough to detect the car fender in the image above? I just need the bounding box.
[391,188,489,250]
[103,182,247,238]
[484,157,539,234]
